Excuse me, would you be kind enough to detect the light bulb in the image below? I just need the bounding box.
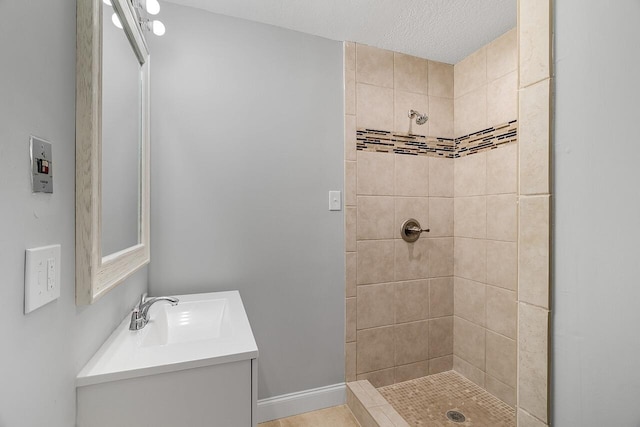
[111,13,123,29]
[146,0,160,15]
[103,0,112,6]
[152,20,165,36]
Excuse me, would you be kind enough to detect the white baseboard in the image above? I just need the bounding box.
[257,383,346,423]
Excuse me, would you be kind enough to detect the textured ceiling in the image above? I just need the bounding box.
[161,0,516,64]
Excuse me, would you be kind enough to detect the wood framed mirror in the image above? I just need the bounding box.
[76,0,150,305]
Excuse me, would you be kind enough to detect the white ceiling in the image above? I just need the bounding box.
[162,0,516,64]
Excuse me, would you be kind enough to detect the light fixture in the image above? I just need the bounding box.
[111,13,123,29]
[152,20,166,36]
[146,0,160,15]
[103,0,112,6]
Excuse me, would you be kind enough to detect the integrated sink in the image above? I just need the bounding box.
[143,298,231,346]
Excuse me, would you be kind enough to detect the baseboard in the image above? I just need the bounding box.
[257,383,346,423]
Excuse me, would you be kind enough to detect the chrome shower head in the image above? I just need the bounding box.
[408,109,428,125]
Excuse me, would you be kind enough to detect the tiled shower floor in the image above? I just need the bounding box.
[378,371,515,427]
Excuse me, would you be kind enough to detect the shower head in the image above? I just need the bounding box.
[408,109,428,125]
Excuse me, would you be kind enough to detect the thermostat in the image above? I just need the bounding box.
[30,136,53,193]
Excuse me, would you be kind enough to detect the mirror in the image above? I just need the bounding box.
[76,0,150,305]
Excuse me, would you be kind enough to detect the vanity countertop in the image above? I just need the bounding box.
[77,290,258,387]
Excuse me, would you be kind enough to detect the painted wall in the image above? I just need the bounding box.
[0,1,148,426]
[553,0,640,425]
[147,3,345,400]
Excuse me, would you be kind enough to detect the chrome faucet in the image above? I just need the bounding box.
[129,293,179,330]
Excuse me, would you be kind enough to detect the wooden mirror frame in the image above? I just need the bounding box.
[76,0,150,305]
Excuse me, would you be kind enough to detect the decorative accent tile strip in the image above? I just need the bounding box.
[357,120,517,158]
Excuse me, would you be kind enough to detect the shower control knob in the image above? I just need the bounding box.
[401,218,429,242]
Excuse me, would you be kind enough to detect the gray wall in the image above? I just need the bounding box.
[0,1,148,426]
[148,3,345,399]
[553,1,640,425]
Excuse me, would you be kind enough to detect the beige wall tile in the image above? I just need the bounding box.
[486,194,517,242]
[454,86,487,137]
[394,321,429,365]
[429,355,453,375]
[345,114,357,161]
[395,238,430,281]
[357,326,395,373]
[486,285,517,339]
[453,355,485,387]
[356,83,394,131]
[454,46,487,98]
[345,70,356,115]
[454,237,487,283]
[487,28,518,81]
[454,277,486,326]
[429,197,453,237]
[346,207,357,252]
[518,409,548,427]
[430,277,453,317]
[486,240,517,291]
[356,44,394,88]
[428,61,454,99]
[395,279,430,323]
[356,368,395,388]
[519,0,551,87]
[394,52,428,94]
[428,96,454,138]
[519,195,550,308]
[518,303,549,423]
[394,90,429,135]
[454,152,486,197]
[486,143,517,195]
[346,342,357,382]
[429,316,453,358]
[356,240,395,285]
[357,196,395,240]
[394,361,429,383]
[345,161,356,206]
[357,283,395,329]
[453,316,485,370]
[487,70,518,126]
[485,374,516,407]
[454,196,487,239]
[395,197,429,239]
[519,79,551,195]
[347,386,378,427]
[346,252,356,297]
[395,154,429,197]
[429,157,454,197]
[345,41,356,73]
[346,297,357,342]
[486,331,516,387]
[429,237,454,278]
[357,151,394,196]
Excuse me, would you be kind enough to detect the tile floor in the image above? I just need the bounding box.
[378,371,515,427]
[258,405,360,427]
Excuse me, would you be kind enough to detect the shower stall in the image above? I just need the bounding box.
[343,27,522,426]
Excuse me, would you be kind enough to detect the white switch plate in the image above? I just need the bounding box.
[329,191,342,211]
[25,244,61,314]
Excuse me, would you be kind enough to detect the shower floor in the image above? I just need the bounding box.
[378,371,515,427]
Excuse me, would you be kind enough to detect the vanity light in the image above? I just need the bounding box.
[152,20,165,36]
[111,12,123,29]
[146,0,160,15]
[103,0,112,6]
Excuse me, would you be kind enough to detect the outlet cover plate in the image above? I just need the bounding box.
[25,244,61,314]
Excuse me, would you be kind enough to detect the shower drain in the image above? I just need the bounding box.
[446,410,466,423]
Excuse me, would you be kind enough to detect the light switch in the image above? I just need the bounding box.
[329,191,342,211]
[25,245,61,314]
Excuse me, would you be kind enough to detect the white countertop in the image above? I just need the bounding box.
[77,290,258,387]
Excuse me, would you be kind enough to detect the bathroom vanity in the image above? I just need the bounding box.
[76,291,258,427]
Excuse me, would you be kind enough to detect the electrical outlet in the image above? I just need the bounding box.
[25,245,61,314]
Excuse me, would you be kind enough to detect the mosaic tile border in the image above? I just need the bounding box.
[357,120,517,158]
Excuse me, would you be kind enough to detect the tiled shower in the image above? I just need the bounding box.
[344,29,519,407]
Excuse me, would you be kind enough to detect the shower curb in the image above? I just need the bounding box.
[346,380,409,427]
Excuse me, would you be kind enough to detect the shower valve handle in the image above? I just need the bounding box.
[401,218,429,242]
